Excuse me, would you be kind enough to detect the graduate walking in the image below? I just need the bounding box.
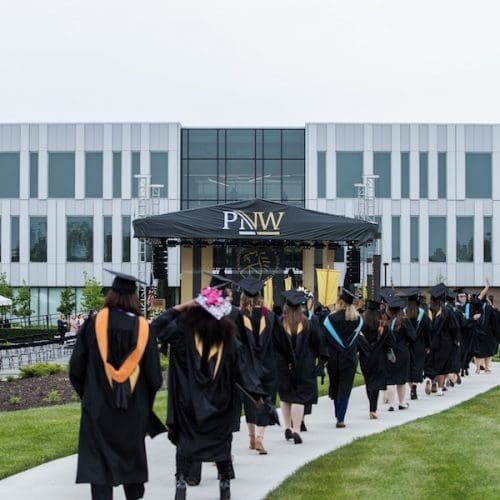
[69,271,164,500]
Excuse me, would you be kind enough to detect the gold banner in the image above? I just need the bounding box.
[316,268,340,308]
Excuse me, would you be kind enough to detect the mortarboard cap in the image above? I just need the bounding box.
[281,290,307,307]
[379,288,396,304]
[208,269,233,289]
[386,295,406,310]
[454,288,467,295]
[340,288,356,305]
[104,269,147,295]
[238,276,264,297]
[403,288,421,302]
[429,283,447,300]
[366,299,381,311]
[446,290,456,301]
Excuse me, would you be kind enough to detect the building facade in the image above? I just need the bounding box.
[0,122,498,319]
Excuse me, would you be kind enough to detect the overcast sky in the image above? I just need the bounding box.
[0,0,499,125]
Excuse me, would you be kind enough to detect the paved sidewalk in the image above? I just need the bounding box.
[0,367,498,500]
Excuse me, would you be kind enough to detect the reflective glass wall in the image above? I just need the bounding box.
[181,128,305,208]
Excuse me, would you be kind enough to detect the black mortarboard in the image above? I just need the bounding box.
[281,290,307,307]
[403,288,421,302]
[105,269,147,295]
[366,300,381,311]
[340,288,356,305]
[238,276,264,297]
[386,295,405,310]
[454,288,466,295]
[379,288,396,304]
[429,283,447,300]
[446,290,456,301]
[208,269,233,289]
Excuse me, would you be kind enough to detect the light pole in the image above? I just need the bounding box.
[383,262,389,288]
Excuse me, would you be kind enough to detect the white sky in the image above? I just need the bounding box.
[0,0,499,126]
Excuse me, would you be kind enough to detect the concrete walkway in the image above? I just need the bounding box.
[1,367,499,500]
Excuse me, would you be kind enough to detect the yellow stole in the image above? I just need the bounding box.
[95,308,149,393]
[243,314,267,336]
[194,333,224,379]
[283,321,304,337]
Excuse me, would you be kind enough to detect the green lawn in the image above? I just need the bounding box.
[267,386,500,500]
[0,372,357,481]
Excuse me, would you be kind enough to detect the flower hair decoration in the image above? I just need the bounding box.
[195,286,232,320]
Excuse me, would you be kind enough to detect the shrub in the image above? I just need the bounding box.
[71,393,80,402]
[19,363,65,379]
[46,390,62,404]
[160,353,168,371]
[9,395,21,405]
[6,375,16,383]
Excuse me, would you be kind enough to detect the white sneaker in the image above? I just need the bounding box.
[436,388,444,396]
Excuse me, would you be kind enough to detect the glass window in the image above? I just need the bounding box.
[0,216,2,261]
[263,130,281,159]
[122,216,131,262]
[283,159,304,201]
[263,159,281,200]
[410,216,419,262]
[429,216,446,262]
[226,159,255,200]
[282,129,305,159]
[85,152,103,198]
[67,216,93,262]
[30,216,47,262]
[113,152,122,198]
[30,152,39,198]
[438,152,447,199]
[103,216,112,263]
[374,152,391,198]
[392,216,400,262]
[317,151,326,198]
[188,129,217,158]
[334,246,344,263]
[336,152,362,198]
[131,152,140,198]
[0,153,20,198]
[456,216,474,262]
[419,152,428,198]
[11,216,19,262]
[484,216,492,263]
[48,152,75,198]
[150,152,168,197]
[466,153,491,198]
[188,159,218,201]
[226,129,255,159]
[401,152,409,198]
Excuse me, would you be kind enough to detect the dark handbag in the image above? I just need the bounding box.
[386,347,397,364]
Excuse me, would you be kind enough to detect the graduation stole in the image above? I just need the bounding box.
[323,315,363,349]
[194,333,224,379]
[283,320,304,337]
[427,308,442,322]
[95,308,149,393]
[243,314,266,337]
[404,307,425,329]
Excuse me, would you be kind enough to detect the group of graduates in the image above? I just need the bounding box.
[68,270,500,500]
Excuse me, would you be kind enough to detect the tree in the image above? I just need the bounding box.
[0,272,13,318]
[13,280,34,326]
[81,272,105,313]
[58,288,76,317]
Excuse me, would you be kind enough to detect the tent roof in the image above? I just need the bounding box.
[133,199,378,245]
[0,294,12,306]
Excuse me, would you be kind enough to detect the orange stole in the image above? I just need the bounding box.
[95,308,149,392]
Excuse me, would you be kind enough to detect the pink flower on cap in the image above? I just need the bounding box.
[195,286,232,320]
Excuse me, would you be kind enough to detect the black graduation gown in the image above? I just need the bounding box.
[407,309,431,383]
[323,311,361,401]
[277,315,326,405]
[424,306,458,378]
[151,308,266,462]
[470,304,498,358]
[69,310,163,486]
[456,304,474,370]
[357,326,395,391]
[387,318,416,385]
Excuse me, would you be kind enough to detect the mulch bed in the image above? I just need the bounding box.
[0,372,77,412]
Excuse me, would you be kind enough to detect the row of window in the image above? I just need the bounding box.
[317,151,492,199]
[0,216,132,263]
[386,216,492,263]
[0,151,168,199]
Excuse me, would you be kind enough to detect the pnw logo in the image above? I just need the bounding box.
[222,210,285,236]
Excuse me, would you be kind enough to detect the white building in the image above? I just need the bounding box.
[0,123,498,319]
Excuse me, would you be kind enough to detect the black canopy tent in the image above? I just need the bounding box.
[133,199,379,303]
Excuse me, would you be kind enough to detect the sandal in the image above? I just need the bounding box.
[369,412,378,420]
[248,434,256,450]
[255,437,267,455]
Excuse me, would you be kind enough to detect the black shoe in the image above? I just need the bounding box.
[285,428,293,441]
[399,404,409,410]
[456,374,462,385]
[465,369,469,376]
[292,432,303,444]
[300,420,308,432]
[175,477,187,500]
[410,385,417,400]
[388,406,394,412]
[220,479,231,500]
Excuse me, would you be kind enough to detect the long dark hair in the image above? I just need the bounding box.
[406,300,419,320]
[104,290,142,316]
[178,307,236,364]
[283,304,304,335]
[363,308,382,332]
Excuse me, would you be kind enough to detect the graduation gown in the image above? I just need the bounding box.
[357,326,395,391]
[323,310,362,401]
[424,306,458,378]
[406,309,431,383]
[456,304,474,370]
[69,309,163,486]
[277,315,326,405]
[387,318,416,385]
[470,303,498,358]
[151,308,266,462]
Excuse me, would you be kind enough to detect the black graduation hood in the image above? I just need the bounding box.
[133,199,378,244]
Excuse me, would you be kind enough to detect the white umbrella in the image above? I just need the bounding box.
[0,294,12,307]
